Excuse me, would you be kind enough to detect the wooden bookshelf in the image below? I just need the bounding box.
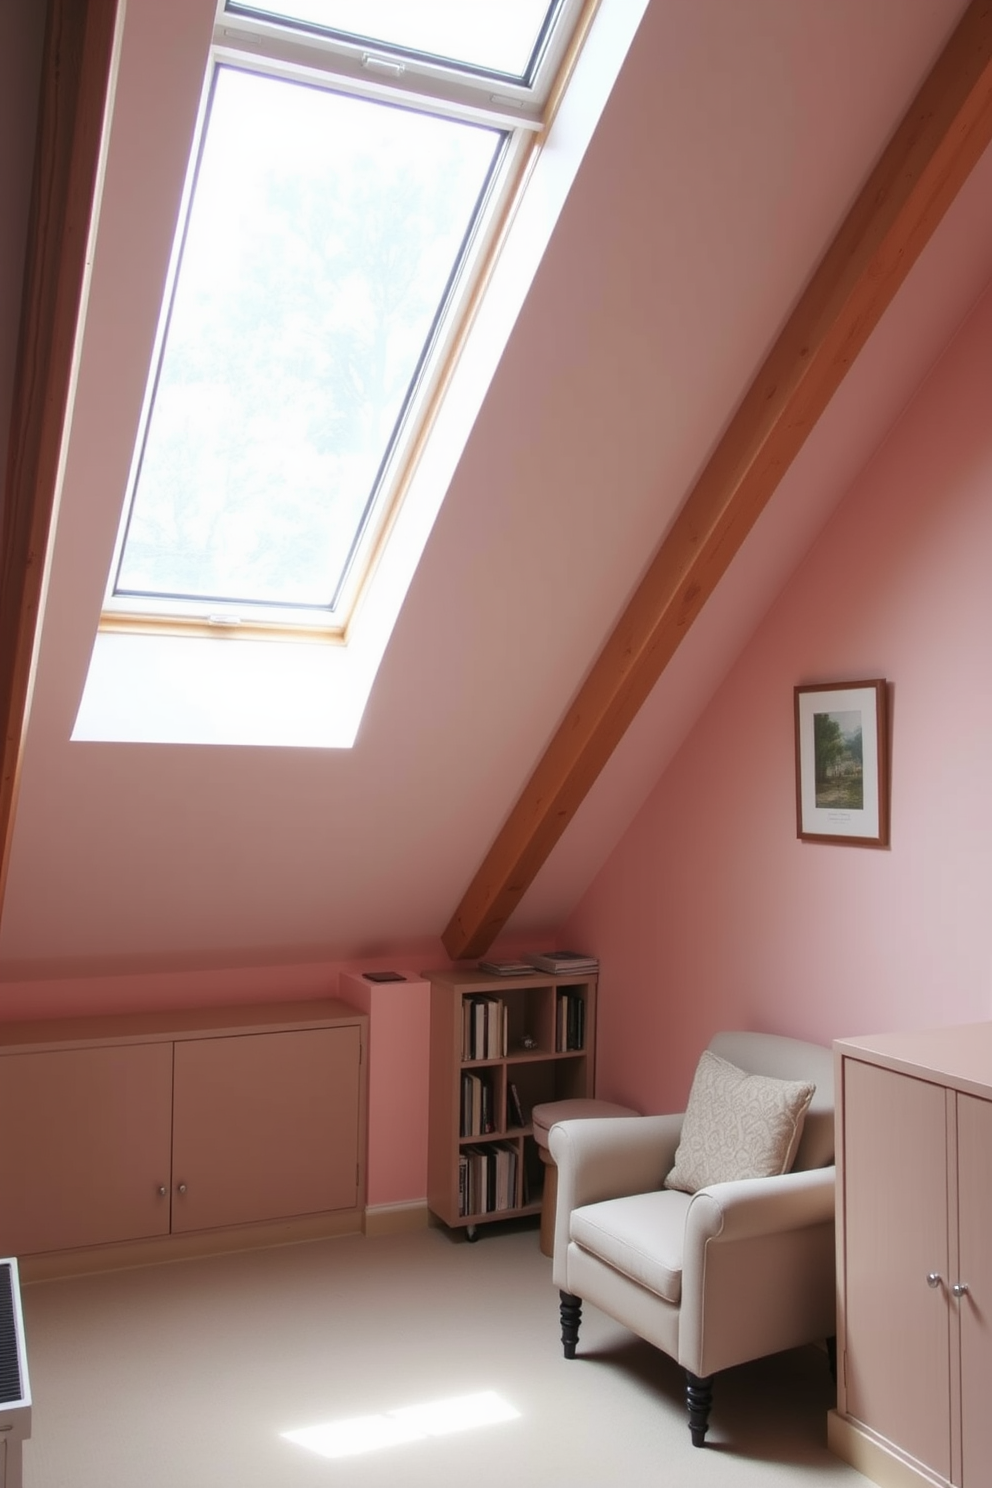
[424,968,597,1238]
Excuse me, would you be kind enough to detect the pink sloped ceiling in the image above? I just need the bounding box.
[561,277,992,1118]
[1,0,980,978]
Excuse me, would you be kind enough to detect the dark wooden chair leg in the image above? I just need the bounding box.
[559,1290,582,1358]
[826,1335,837,1384]
[685,1371,713,1447]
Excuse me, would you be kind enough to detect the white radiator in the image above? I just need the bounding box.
[0,1260,30,1488]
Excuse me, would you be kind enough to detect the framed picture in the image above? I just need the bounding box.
[794,680,889,845]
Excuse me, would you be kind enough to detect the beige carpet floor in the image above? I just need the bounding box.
[19,1222,868,1487]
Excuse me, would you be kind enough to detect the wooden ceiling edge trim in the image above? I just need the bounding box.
[442,0,992,961]
[0,0,122,918]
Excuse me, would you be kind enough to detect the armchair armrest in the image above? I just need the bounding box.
[679,1165,837,1377]
[685,1163,836,1249]
[549,1113,684,1285]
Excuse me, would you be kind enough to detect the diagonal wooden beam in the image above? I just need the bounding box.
[443,0,992,961]
[0,0,121,919]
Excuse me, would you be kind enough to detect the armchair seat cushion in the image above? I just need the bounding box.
[570,1189,693,1304]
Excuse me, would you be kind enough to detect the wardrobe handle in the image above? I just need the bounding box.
[926,1272,942,1288]
[177,1183,187,1195]
[157,1185,167,1198]
[952,1282,969,1299]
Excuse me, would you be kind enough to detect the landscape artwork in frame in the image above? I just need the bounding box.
[794,680,889,846]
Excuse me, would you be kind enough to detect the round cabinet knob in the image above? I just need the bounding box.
[177,1183,187,1195]
[952,1281,970,1298]
[157,1185,167,1197]
[927,1272,942,1288]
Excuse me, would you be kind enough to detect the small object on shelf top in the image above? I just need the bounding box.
[477,959,536,976]
[524,950,599,973]
[362,970,407,982]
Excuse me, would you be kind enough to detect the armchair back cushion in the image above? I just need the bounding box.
[664,1050,814,1194]
[708,1030,834,1170]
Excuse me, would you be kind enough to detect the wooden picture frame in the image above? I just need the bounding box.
[795,680,889,846]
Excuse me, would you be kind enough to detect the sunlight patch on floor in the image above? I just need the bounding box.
[282,1390,521,1459]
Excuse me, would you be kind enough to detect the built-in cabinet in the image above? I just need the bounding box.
[425,968,597,1236]
[830,1023,992,1488]
[0,1001,367,1265]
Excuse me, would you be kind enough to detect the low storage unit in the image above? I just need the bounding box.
[0,1000,367,1274]
[425,968,597,1237]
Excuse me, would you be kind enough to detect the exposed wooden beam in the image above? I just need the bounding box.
[444,0,992,961]
[0,1,121,918]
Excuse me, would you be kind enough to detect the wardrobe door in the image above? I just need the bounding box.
[0,1043,173,1254]
[171,1027,361,1232]
[841,1058,952,1482]
[956,1092,992,1486]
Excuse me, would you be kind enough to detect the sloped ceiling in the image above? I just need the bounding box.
[2,0,991,977]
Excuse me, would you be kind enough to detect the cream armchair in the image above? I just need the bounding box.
[549,1031,835,1447]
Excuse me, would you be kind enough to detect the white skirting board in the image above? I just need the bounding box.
[828,1410,950,1488]
[363,1203,430,1238]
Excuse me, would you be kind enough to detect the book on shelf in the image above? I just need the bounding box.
[460,1070,496,1136]
[459,1072,474,1136]
[460,1147,480,1217]
[477,959,535,976]
[494,1142,518,1211]
[555,989,586,1052]
[507,1080,527,1129]
[473,997,487,1060]
[460,1146,485,1217]
[459,1142,519,1217]
[525,950,599,974]
[462,995,507,1061]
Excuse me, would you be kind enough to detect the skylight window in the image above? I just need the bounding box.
[114,67,502,618]
[105,1,581,635]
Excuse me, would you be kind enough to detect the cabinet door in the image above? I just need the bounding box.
[841,1058,952,1481]
[956,1092,992,1486]
[171,1027,361,1232]
[0,1043,173,1254]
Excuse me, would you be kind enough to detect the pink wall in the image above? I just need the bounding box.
[563,279,992,1118]
[340,973,430,1210]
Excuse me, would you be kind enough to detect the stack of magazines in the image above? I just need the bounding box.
[524,950,599,974]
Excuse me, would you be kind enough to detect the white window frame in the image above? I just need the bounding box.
[100,0,587,641]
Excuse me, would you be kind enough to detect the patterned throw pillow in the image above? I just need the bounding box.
[664,1049,815,1194]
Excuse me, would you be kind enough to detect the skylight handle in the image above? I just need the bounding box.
[362,52,405,78]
